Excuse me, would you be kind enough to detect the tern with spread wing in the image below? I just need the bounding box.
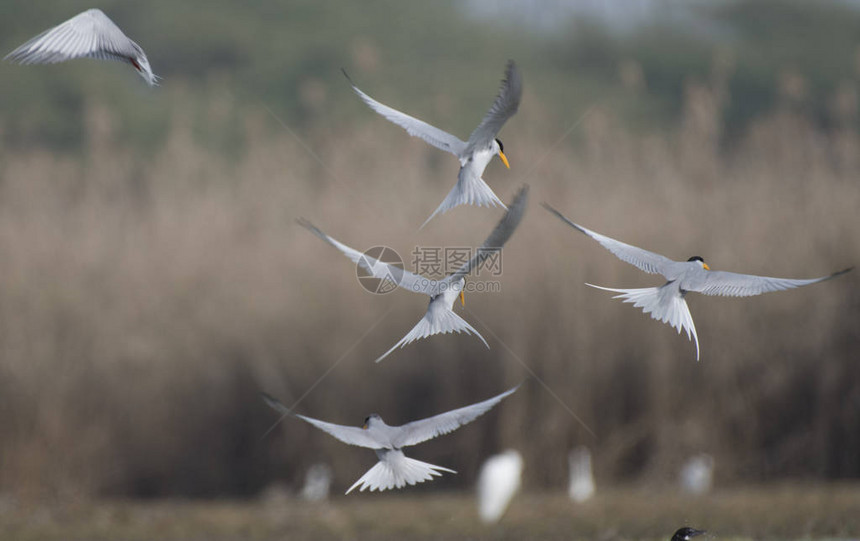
[5,9,158,86]
[301,186,528,362]
[344,61,522,227]
[262,385,519,494]
[544,204,852,360]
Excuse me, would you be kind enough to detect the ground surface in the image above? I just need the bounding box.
[1,485,858,540]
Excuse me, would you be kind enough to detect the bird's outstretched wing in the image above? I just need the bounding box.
[261,392,292,415]
[262,392,379,448]
[298,218,437,296]
[543,204,675,276]
[295,414,382,449]
[5,9,158,86]
[692,267,852,297]
[393,385,520,448]
[343,69,468,157]
[465,60,523,152]
[439,185,529,287]
[6,9,139,65]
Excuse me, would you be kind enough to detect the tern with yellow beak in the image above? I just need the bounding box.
[262,385,519,494]
[343,61,522,228]
[300,186,528,362]
[544,204,852,360]
[4,9,158,86]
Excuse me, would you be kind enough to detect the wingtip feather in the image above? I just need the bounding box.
[261,392,291,415]
[542,203,589,236]
[832,267,854,279]
[296,217,328,241]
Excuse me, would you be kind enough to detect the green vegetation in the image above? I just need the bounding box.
[4,1,860,150]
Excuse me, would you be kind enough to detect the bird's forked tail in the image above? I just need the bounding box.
[346,450,456,494]
[375,307,489,362]
[421,175,505,229]
[587,283,701,360]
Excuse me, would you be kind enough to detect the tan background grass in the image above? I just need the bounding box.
[0,70,857,498]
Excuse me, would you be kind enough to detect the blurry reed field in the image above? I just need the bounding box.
[0,70,858,501]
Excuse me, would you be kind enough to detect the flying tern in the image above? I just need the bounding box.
[544,204,852,360]
[301,185,528,362]
[5,9,158,86]
[344,61,522,227]
[262,385,519,494]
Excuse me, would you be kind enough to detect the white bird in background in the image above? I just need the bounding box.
[301,463,333,502]
[344,61,522,228]
[477,449,523,523]
[300,185,528,363]
[568,446,595,503]
[262,386,520,494]
[4,9,158,86]
[679,453,714,495]
[544,204,852,360]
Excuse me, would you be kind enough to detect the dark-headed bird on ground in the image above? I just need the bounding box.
[671,528,707,541]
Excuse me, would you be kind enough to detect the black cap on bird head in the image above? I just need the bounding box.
[495,138,510,168]
[362,413,381,429]
[687,256,710,270]
[671,527,706,541]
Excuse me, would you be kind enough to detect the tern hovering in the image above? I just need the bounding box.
[300,185,528,362]
[544,204,852,360]
[262,385,519,494]
[5,9,158,86]
[344,61,522,228]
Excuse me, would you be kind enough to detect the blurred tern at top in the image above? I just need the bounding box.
[544,204,852,360]
[344,61,522,228]
[262,385,519,494]
[300,186,528,363]
[4,9,158,86]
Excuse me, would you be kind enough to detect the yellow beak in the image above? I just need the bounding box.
[362,423,368,430]
[498,150,510,169]
[459,290,465,307]
[703,263,710,271]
